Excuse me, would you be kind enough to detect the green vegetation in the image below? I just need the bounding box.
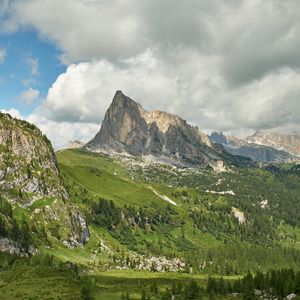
[0,252,299,299]
[54,149,300,275]
[1,145,300,298]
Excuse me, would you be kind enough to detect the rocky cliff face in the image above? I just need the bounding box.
[209,131,298,163]
[85,91,246,168]
[0,112,89,251]
[0,112,67,206]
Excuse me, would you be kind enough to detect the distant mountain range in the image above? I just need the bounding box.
[82,90,300,165]
[246,131,300,156]
[209,131,300,163]
[67,140,84,149]
[85,91,252,169]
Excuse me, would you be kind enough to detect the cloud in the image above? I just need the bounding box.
[27,113,99,149]
[22,78,36,87]
[0,108,22,119]
[36,51,183,123]
[0,107,99,149]
[0,0,17,33]
[36,51,300,134]
[2,0,300,137]
[26,56,39,76]
[12,0,143,63]
[0,47,6,63]
[20,87,40,104]
[8,0,300,85]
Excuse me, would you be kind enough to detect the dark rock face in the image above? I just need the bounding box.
[209,132,229,145]
[90,91,149,156]
[86,91,244,168]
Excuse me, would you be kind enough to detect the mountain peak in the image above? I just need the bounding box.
[112,90,126,105]
[85,92,250,168]
[111,90,140,108]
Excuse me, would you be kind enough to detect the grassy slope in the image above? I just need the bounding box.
[57,149,222,256]
[2,148,293,299]
[0,266,81,300]
[2,148,300,299]
[54,149,300,265]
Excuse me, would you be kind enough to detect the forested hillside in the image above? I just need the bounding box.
[56,149,300,276]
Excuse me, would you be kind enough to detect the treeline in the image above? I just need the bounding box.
[91,198,177,251]
[206,269,300,299]
[0,196,32,251]
[0,252,94,300]
[92,198,176,229]
[156,269,300,300]
[185,242,300,275]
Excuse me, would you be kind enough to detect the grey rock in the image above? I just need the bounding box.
[23,177,40,194]
[0,111,67,203]
[0,169,5,181]
[0,111,89,249]
[286,294,297,300]
[0,238,38,257]
[86,91,247,168]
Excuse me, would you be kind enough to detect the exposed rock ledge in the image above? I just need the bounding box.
[0,237,38,257]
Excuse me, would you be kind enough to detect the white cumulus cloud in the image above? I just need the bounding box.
[2,0,300,139]
[35,51,300,134]
[0,107,99,149]
[20,88,40,104]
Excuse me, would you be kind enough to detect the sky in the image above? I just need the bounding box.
[0,0,300,149]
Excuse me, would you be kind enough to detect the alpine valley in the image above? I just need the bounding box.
[0,91,300,300]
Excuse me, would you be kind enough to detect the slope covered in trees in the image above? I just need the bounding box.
[56,149,300,276]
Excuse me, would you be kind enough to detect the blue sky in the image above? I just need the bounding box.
[0,29,65,116]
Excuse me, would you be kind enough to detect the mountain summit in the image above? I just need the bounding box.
[86,91,249,168]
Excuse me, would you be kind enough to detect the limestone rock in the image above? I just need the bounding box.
[0,112,67,205]
[86,91,245,168]
[0,112,89,249]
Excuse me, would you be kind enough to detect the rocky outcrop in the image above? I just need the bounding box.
[0,112,67,205]
[35,199,90,248]
[0,238,38,257]
[209,132,228,145]
[0,112,89,250]
[209,131,298,163]
[86,91,249,168]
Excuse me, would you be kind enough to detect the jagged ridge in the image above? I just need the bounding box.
[86,91,251,169]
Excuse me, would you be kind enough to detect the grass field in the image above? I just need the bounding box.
[54,149,300,273]
[0,266,81,300]
[0,266,241,300]
[1,148,299,299]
